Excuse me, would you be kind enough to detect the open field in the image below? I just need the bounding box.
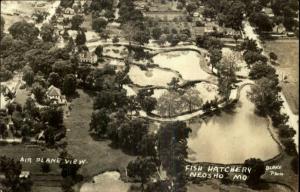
[0,144,61,174]
[263,40,299,114]
[64,89,134,178]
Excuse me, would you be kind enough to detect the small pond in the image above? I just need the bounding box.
[152,50,210,81]
[187,85,280,164]
[128,65,179,87]
[80,171,130,192]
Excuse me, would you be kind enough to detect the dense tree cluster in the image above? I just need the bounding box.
[0,156,33,192]
[158,121,191,192]
[246,39,297,157]
[201,0,246,30]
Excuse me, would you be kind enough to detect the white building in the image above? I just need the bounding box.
[79,51,98,64]
[46,85,66,105]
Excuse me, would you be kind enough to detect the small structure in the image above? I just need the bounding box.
[64,7,75,15]
[273,24,286,34]
[193,12,200,17]
[222,27,241,37]
[79,51,98,64]
[204,25,215,34]
[262,8,274,18]
[19,171,30,179]
[46,85,66,105]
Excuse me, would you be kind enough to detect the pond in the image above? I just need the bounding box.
[80,171,130,192]
[152,51,210,81]
[187,85,280,164]
[128,65,179,87]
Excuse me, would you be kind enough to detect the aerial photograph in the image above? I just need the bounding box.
[0,0,298,191]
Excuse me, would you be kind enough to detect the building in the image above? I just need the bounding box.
[46,85,66,105]
[79,51,98,64]
[64,7,75,15]
[221,27,241,37]
[262,8,274,18]
[204,25,215,34]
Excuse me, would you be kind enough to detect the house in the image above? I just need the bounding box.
[64,7,75,15]
[46,85,66,105]
[204,26,215,34]
[79,51,98,64]
[222,27,241,37]
[262,8,274,18]
[273,23,286,34]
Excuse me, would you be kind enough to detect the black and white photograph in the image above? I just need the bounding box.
[0,0,299,191]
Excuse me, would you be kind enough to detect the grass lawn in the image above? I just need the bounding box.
[0,145,61,174]
[32,186,62,192]
[64,89,134,178]
[263,39,299,114]
[15,87,30,106]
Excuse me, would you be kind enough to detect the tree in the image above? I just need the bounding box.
[140,96,157,114]
[249,61,276,80]
[112,36,119,43]
[48,72,61,87]
[8,21,39,42]
[217,54,239,101]
[92,17,108,33]
[23,66,35,86]
[0,119,7,138]
[209,48,222,71]
[94,45,103,57]
[75,30,86,45]
[41,161,51,173]
[157,121,190,178]
[157,91,181,117]
[0,156,33,192]
[60,0,74,8]
[1,16,5,40]
[138,134,157,157]
[152,27,162,40]
[278,124,296,138]
[62,74,77,96]
[32,10,49,24]
[32,82,46,104]
[244,51,268,66]
[203,7,217,19]
[89,108,110,136]
[118,118,149,154]
[186,3,197,15]
[291,155,298,174]
[41,106,64,128]
[182,88,203,112]
[283,16,296,31]
[241,38,261,53]
[248,77,282,116]
[127,157,157,191]
[249,13,273,32]
[24,97,39,119]
[243,158,266,186]
[71,15,84,30]
[40,23,56,42]
[59,151,81,178]
[269,52,278,63]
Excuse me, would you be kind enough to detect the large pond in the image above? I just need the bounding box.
[128,65,179,86]
[187,85,280,164]
[152,51,210,81]
[80,171,130,192]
